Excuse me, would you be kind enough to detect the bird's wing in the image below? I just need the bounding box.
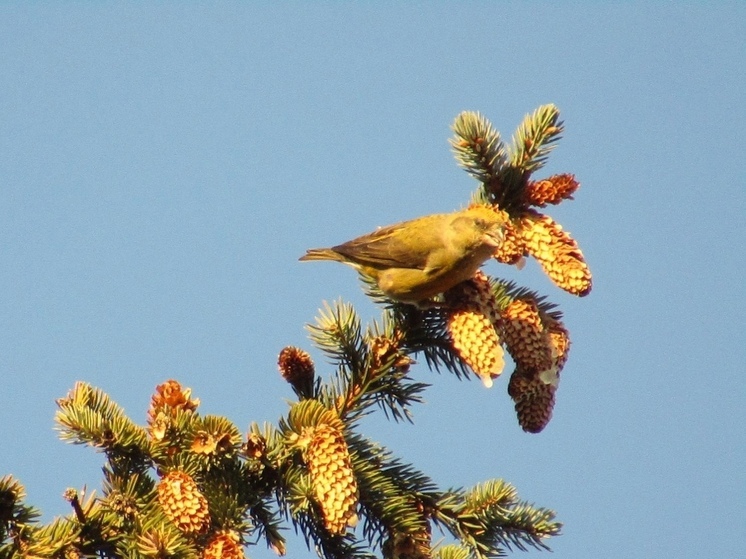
[332,220,439,270]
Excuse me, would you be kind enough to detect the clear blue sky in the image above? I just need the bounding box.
[1,4,743,558]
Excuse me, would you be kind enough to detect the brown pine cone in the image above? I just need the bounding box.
[493,219,526,266]
[498,298,554,374]
[524,173,579,207]
[508,369,556,433]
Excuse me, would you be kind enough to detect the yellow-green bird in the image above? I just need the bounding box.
[300,205,506,304]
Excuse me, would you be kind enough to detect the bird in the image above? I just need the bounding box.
[299,205,506,304]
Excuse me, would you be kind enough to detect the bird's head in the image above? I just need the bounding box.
[457,205,507,248]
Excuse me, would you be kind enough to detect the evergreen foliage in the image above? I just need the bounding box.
[0,107,590,559]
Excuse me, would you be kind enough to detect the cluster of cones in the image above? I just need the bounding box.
[444,172,591,433]
[494,173,591,297]
[277,350,431,549]
[152,468,244,559]
[261,117,593,547]
[270,171,593,544]
[444,271,570,433]
[144,381,246,559]
[278,348,360,536]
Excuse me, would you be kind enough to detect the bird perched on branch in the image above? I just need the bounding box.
[300,205,507,304]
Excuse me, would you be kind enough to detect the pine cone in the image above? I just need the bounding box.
[370,335,413,376]
[303,423,358,535]
[203,531,244,559]
[493,219,526,266]
[446,310,504,388]
[191,431,233,456]
[505,315,570,433]
[278,346,315,395]
[147,380,200,443]
[157,471,210,535]
[444,270,500,325]
[498,298,554,374]
[147,380,199,424]
[517,209,592,296]
[508,369,556,433]
[445,272,504,387]
[524,173,579,207]
[244,432,267,460]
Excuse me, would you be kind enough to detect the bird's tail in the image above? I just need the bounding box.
[299,248,343,262]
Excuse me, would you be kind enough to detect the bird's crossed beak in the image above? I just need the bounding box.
[484,229,505,248]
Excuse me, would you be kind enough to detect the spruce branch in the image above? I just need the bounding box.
[187,414,243,468]
[199,459,256,529]
[101,467,153,534]
[388,305,473,381]
[0,476,40,544]
[334,327,428,424]
[348,433,437,549]
[509,104,563,174]
[14,517,79,558]
[305,300,428,424]
[4,106,589,558]
[292,506,375,559]
[433,543,477,559]
[449,111,521,209]
[248,499,286,556]
[451,106,572,218]
[431,480,560,558]
[450,111,508,188]
[357,275,478,384]
[129,519,197,559]
[307,300,367,375]
[461,480,560,552]
[56,381,153,472]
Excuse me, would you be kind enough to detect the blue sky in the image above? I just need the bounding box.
[1,3,743,558]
